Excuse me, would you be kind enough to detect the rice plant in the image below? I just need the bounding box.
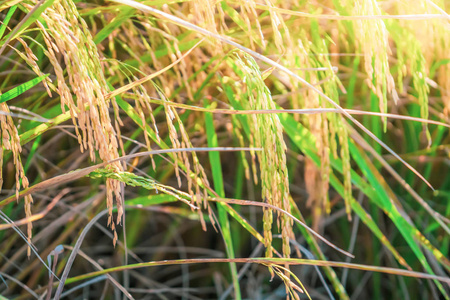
[0,0,449,299]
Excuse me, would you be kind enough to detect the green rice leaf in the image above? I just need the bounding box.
[0,5,17,40]
[0,74,49,104]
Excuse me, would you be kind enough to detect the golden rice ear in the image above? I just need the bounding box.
[26,0,124,234]
[290,39,332,230]
[11,37,53,97]
[354,0,398,121]
[234,53,293,272]
[0,102,33,255]
[154,82,212,229]
[392,0,449,143]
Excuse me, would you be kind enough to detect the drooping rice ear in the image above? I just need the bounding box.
[234,53,293,274]
[28,0,124,236]
[0,102,33,255]
[354,0,398,127]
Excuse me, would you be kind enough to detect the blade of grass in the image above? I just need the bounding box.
[136,99,450,128]
[238,3,449,21]
[204,101,241,299]
[93,7,135,44]
[0,147,260,208]
[0,74,49,104]
[289,198,350,300]
[63,257,450,286]
[281,113,411,270]
[346,131,450,298]
[0,5,17,40]
[282,112,449,297]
